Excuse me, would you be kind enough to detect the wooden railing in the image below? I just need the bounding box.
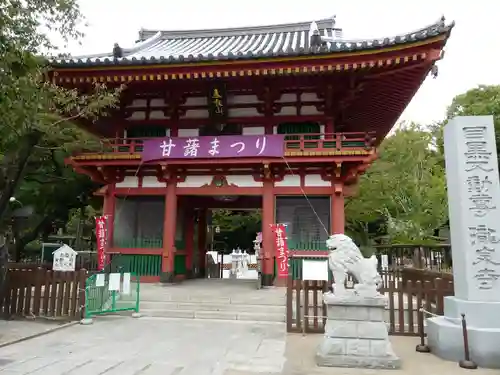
[87,132,375,155]
[1,268,87,320]
[286,272,454,336]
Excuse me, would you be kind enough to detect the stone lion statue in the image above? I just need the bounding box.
[326,234,382,297]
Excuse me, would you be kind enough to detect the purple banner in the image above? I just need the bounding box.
[141,134,285,162]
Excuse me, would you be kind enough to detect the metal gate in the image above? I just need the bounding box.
[84,271,140,319]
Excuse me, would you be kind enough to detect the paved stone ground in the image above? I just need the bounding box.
[0,319,71,346]
[0,317,287,375]
[0,316,498,374]
[282,333,499,375]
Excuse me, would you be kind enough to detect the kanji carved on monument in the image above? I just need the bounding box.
[463,126,494,172]
[427,116,500,369]
[467,175,494,217]
[461,124,500,291]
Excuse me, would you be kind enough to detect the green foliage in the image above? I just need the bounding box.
[446,84,500,166]
[65,205,99,251]
[447,85,500,121]
[346,123,448,244]
[211,210,261,252]
[0,0,121,260]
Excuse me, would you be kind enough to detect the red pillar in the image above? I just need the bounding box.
[331,183,345,234]
[325,118,334,134]
[198,208,207,276]
[262,179,275,286]
[184,208,195,278]
[103,184,116,250]
[161,180,177,282]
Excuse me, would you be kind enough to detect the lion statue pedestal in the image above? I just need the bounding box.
[315,234,401,369]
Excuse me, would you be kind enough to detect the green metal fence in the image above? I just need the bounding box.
[287,240,328,251]
[84,271,140,319]
[113,254,161,276]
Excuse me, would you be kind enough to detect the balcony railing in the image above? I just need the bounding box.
[82,132,375,156]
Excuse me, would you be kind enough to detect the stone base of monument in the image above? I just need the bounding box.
[426,296,500,369]
[315,292,401,369]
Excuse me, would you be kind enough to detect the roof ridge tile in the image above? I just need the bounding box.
[51,16,454,67]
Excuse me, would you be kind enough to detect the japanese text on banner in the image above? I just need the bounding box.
[141,134,285,161]
[271,223,289,278]
[95,216,108,271]
[463,126,500,290]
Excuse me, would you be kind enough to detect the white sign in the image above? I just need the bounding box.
[52,244,77,272]
[122,273,131,295]
[302,260,329,281]
[444,116,500,302]
[95,273,105,287]
[108,273,121,291]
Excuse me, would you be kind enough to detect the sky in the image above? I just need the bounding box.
[67,0,499,125]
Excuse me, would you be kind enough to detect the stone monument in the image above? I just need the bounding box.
[426,116,500,369]
[242,250,250,275]
[315,234,401,369]
[230,248,243,279]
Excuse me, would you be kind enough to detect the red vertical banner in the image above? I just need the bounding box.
[95,216,108,271]
[271,223,289,278]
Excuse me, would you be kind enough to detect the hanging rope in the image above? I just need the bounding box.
[281,156,330,237]
[103,158,145,222]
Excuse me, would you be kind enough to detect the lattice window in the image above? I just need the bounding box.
[277,122,321,149]
[276,196,330,249]
[114,196,165,248]
[126,126,168,138]
[277,122,320,139]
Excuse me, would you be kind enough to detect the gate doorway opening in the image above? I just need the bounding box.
[206,207,262,280]
[179,195,262,283]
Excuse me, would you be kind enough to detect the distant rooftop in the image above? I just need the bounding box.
[52,16,454,68]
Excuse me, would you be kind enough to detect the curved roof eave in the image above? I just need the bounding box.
[50,17,454,69]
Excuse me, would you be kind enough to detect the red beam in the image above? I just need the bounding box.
[68,155,374,170]
[122,115,328,127]
[55,42,446,78]
[108,247,162,255]
[126,100,323,112]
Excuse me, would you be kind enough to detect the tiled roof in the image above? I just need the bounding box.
[52,16,454,68]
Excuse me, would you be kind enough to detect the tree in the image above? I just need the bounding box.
[211,210,261,252]
[0,0,121,229]
[0,0,120,270]
[446,85,500,166]
[65,205,100,251]
[7,150,101,260]
[346,123,448,244]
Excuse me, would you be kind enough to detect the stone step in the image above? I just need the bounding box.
[140,301,285,313]
[140,294,285,305]
[141,308,286,322]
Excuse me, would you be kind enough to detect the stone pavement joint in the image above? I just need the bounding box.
[0,311,498,374]
[0,319,78,349]
[0,317,287,375]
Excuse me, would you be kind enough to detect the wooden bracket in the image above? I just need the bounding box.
[263,163,272,180]
[97,166,126,184]
[156,164,181,184]
[333,183,344,195]
[334,162,342,179]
